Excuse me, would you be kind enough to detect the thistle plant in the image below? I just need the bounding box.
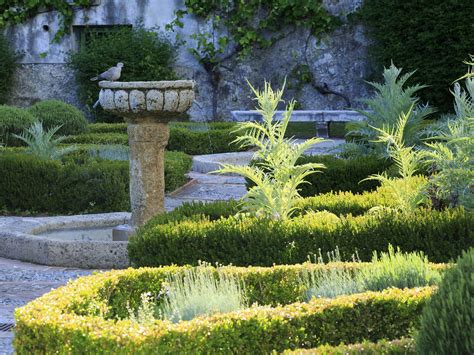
[421,69,474,210]
[347,63,434,155]
[362,106,428,213]
[13,121,76,160]
[215,81,326,220]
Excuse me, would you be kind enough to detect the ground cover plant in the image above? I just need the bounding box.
[14,262,440,354]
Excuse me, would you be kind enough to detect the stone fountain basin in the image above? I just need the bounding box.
[0,213,130,269]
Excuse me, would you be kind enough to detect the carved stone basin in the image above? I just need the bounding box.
[99,80,195,120]
[98,80,195,237]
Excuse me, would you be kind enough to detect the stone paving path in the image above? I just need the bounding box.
[0,139,344,353]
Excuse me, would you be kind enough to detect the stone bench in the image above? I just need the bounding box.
[230,110,365,137]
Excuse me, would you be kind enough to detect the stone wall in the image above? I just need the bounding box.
[5,0,372,120]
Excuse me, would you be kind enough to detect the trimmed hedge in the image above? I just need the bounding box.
[68,122,245,155]
[285,338,416,354]
[0,105,36,146]
[417,248,474,354]
[28,99,89,136]
[14,265,434,354]
[0,151,191,214]
[297,155,392,195]
[247,155,392,196]
[129,203,473,266]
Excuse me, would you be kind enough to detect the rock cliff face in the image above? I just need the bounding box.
[6,0,372,120]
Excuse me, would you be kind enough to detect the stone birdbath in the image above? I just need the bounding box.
[98,80,195,239]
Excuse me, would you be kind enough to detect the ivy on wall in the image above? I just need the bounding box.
[0,0,95,42]
[167,0,341,119]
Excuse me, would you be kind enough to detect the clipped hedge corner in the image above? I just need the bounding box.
[14,266,434,354]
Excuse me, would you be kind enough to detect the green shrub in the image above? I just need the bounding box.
[297,155,392,196]
[416,248,474,354]
[0,105,36,146]
[27,99,89,136]
[167,125,244,155]
[14,265,434,354]
[357,246,441,292]
[89,122,127,134]
[129,207,473,267]
[62,132,128,145]
[158,265,246,323]
[248,155,392,197]
[13,121,77,160]
[347,64,434,154]
[216,81,326,220]
[0,151,191,214]
[359,0,474,112]
[68,26,177,122]
[0,34,17,104]
[66,123,244,155]
[285,338,416,354]
[301,246,440,300]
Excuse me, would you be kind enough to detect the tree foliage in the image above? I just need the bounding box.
[359,0,474,112]
[68,26,177,122]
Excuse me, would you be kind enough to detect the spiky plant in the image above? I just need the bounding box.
[215,81,326,220]
[13,121,76,160]
[362,106,428,213]
[421,73,474,210]
[347,63,434,155]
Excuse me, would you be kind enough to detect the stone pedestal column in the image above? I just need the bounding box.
[98,80,195,238]
[127,121,169,226]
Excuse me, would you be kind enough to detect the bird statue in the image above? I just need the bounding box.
[91,63,124,109]
[90,62,124,82]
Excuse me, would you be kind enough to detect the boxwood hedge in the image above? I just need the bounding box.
[14,265,434,354]
[0,151,191,214]
[248,155,392,196]
[284,338,416,354]
[66,122,245,155]
[129,195,473,266]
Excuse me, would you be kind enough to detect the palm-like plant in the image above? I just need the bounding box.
[347,63,434,155]
[215,81,326,220]
[422,76,474,210]
[13,121,76,160]
[362,106,427,213]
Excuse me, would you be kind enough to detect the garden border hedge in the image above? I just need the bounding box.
[0,151,191,214]
[284,338,416,354]
[14,265,435,354]
[129,201,473,266]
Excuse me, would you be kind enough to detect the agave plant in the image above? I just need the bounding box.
[362,105,428,213]
[13,121,76,160]
[215,81,326,220]
[421,75,474,210]
[347,63,435,155]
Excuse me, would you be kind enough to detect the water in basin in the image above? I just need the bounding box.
[37,227,113,242]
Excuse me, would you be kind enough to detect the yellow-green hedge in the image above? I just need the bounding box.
[15,265,437,354]
[285,338,416,354]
